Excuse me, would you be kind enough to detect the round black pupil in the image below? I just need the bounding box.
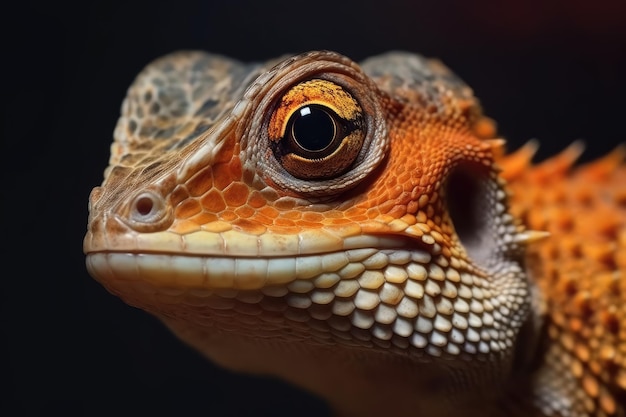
[291,106,336,152]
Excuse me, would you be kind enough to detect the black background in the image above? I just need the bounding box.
[5,1,626,416]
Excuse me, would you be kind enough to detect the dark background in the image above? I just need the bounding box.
[5,0,625,416]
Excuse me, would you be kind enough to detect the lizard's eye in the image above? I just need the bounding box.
[249,60,388,198]
[268,79,366,180]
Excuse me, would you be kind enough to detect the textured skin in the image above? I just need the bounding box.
[84,51,625,417]
[500,143,626,416]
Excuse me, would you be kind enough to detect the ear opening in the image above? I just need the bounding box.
[445,165,496,267]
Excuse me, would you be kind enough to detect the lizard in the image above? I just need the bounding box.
[83,50,626,417]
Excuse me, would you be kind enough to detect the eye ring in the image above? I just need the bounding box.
[242,50,389,198]
[268,79,366,180]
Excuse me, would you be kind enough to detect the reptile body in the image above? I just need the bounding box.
[84,51,626,416]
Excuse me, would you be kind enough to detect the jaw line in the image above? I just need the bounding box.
[85,233,434,291]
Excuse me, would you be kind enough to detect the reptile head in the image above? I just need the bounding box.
[84,51,541,416]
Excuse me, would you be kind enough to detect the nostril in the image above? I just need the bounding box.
[128,191,168,227]
[123,190,173,232]
[135,195,155,216]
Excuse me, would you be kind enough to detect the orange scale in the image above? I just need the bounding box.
[599,390,617,415]
[234,205,256,219]
[212,163,236,190]
[320,210,343,219]
[251,213,275,226]
[301,212,324,222]
[274,199,297,210]
[175,198,202,219]
[589,358,604,377]
[223,182,250,207]
[200,189,226,212]
[387,205,407,219]
[170,219,201,235]
[575,343,591,362]
[281,211,302,220]
[526,210,547,231]
[472,116,497,138]
[258,206,279,219]
[259,188,280,202]
[397,171,412,185]
[295,220,324,229]
[169,185,190,206]
[227,157,243,179]
[189,211,218,225]
[568,318,583,333]
[574,294,595,319]
[406,200,419,214]
[385,176,398,188]
[232,218,267,235]
[582,374,600,398]
[220,211,238,222]
[247,191,267,209]
[331,217,358,225]
[274,218,296,227]
[186,166,213,197]
[268,225,300,235]
[344,206,367,218]
[598,345,616,363]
